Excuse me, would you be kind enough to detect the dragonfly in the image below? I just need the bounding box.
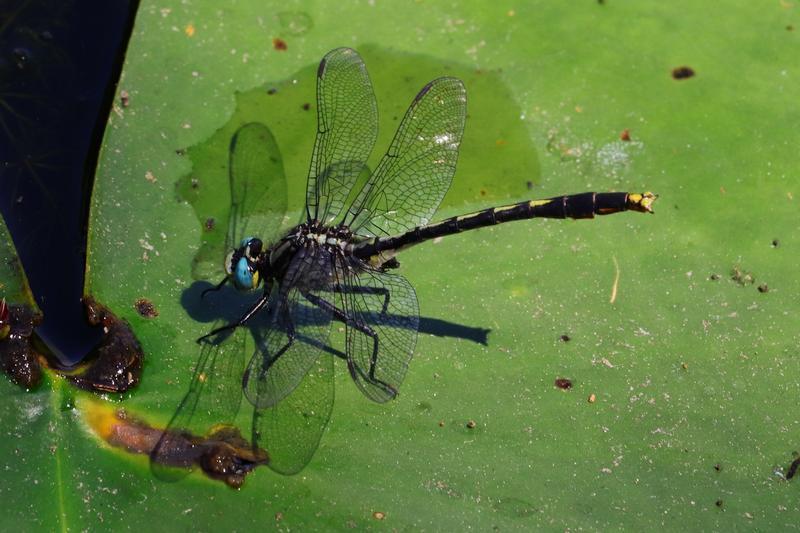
[154,47,656,479]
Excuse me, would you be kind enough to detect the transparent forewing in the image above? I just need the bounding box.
[306,47,378,225]
[242,247,333,409]
[191,123,287,280]
[227,122,289,248]
[151,324,246,480]
[346,77,466,237]
[251,352,334,475]
[338,262,419,403]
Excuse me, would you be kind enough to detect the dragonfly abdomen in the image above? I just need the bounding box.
[352,191,655,262]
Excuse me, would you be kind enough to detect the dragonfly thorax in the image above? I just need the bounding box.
[293,221,354,251]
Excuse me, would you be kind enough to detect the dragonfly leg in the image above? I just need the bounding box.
[197,290,270,343]
[304,292,397,398]
[201,276,229,299]
[253,308,297,380]
[331,284,391,315]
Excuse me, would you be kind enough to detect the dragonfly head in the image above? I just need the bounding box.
[225,237,264,292]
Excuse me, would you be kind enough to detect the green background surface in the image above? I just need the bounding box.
[2,1,799,530]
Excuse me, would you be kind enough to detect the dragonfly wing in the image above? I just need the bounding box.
[228,122,289,247]
[150,323,246,480]
[242,246,334,409]
[338,262,419,403]
[192,122,288,280]
[346,77,466,237]
[306,47,378,225]
[251,352,334,475]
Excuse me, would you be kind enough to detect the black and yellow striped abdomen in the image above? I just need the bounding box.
[351,191,656,263]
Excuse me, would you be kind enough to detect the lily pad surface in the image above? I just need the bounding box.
[2,1,800,530]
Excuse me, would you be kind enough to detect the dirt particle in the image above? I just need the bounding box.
[709,273,720,281]
[466,420,477,429]
[731,266,755,286]
[757,284,769,293]
[672,66,695,80]
[716,499,724,508]
[273,38,287,51]
[438,420,445,427]
[134,298,158,318]
[620,128,631,141]
[771,238,780,247]
[560,334,571,342]
[554,378,573,390]
[302,102,310,111]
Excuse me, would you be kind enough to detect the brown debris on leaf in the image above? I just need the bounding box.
[64,297,144,393]
[88,405,268,488]
[0,299,44,389]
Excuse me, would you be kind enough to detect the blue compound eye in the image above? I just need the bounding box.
[233,257,255,291]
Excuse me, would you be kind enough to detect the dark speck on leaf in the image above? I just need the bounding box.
[135,298,158,318]
[555,378,573,389]
[672,66,695,80]
[267,88,277,95]
[771,239,779,248]
[787,24,794,31]
[757,284,769,293]
[205,218,216,231]
[709,273,720,281]
[526,180,533,190]
[175,148,186,156]
[560,334,571,342]
[620,128,631,141]
[273,38,287,51]
[466,420,476,429]
[302,102,310,111]
[714,463,721,472]
[715,499,723,508]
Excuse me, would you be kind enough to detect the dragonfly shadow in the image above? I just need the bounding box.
[181,280,491,347]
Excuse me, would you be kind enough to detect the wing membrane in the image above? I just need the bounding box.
[338,262,419,403]
[251,353,334,474]
[306,47,378,224]
[346,77,466,236]
[192,122,288,280]
[242,246,334,409]
[150,323,246,480]
[228,122,288,247]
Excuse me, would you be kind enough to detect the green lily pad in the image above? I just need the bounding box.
[3,1,800,530]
